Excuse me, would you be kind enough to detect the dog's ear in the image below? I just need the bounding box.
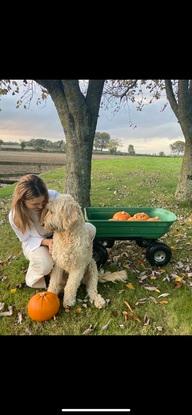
[62,200,83,229]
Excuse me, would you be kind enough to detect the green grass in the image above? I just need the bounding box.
[1,155,192,335]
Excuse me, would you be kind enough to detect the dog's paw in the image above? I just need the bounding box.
[94,294,106,309]
[47,287,60,295]
[63,298,76,308]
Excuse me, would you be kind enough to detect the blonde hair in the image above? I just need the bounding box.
[11,174,48,233]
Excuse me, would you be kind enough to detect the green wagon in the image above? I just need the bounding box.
[84,207,177,267]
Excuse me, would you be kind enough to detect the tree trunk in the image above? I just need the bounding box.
[165,80,192,203]
[39,80,104,208]
[62,116,94,208]
[175,122,192,202]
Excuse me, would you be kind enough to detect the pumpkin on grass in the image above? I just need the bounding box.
[27,291,60,321]
[112,211,131,220]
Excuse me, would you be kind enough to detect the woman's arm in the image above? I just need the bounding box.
[8,210,44,252]
[41,238,53,253]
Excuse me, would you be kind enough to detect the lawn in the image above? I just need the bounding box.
[1,155,192,335]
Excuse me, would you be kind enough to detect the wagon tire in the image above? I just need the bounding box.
[93,241,109,269]
[146,242,172,267]
[136,239,154,248]
[98,239,115,249]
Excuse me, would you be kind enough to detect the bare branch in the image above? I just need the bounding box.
[119,80,138,101]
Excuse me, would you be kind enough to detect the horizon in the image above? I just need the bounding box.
[0,80,184,155]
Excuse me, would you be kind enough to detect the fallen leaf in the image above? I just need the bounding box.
[143,314,150,326]
[76,307,82,314]
[138,275,148,282]
[156,326,163,331]
[17,312,23,324]
[158,293,170,298]
[10,288,17,294]
[122,311,129,321]
[82,324,97,335]
[144,285,160,293]
[101,319,112,331]
[174,282,183,289]
[124,300,134,313]
[174,276,183,283]
[0,275,7,281]
[0,306,13,317]
[135,298,148,306]
[126,283,135,290]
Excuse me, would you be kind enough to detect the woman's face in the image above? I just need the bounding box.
[24,196,46,212]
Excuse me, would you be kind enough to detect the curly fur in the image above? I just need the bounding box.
[42,194,106,309]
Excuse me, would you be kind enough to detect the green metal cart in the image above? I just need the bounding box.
[84,207,177,267]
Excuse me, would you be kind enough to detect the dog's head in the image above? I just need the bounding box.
[41,194,84,232]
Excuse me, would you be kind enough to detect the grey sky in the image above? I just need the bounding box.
[0,81,183,154]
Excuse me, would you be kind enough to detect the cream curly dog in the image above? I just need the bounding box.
[41,194,106,309]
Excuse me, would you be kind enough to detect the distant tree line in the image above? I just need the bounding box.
[0,136,185,157]
[0,138,66,152]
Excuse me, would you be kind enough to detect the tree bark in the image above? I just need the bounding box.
[165,80,192,202]
[175,122,192,201]
[36,80,104,208]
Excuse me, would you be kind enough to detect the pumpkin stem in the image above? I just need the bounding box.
[39,292,46,297]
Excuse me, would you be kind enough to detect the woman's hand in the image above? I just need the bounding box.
[41,238,53,254]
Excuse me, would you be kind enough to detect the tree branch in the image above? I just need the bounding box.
[86,80,105,116]
[35,79,54,91]
[61,80,86,111]
[119,80,138,101]
[189,80,192,96]
[178,80,192,119]
[165,80,179,118]
[178,79,189,102]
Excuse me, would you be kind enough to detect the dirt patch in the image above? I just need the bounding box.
[0,151,118,185]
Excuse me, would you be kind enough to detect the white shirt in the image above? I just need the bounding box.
[8,189,60,256]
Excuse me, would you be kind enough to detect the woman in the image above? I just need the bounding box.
[8,174,96,289]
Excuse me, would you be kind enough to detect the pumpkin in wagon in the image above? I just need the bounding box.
[112,211,131,220]
[132,212,150,221]
[27,291,60,321]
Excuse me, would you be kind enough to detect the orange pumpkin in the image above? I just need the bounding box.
[132,212,149,221]
[127,216,140,221]
[112,211,131,220]
[147,216,160,221]
[27,291,60,321]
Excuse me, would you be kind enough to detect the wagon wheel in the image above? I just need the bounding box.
[98,239,115,249]
[93,241,109,269]
[146,242,172,267]
[136,239,155,248]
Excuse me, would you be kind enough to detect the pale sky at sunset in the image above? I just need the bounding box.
[0,81,184,155]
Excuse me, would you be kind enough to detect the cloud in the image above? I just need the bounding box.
[0,81,183,154]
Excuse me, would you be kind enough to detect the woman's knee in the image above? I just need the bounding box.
[29,247,54,275]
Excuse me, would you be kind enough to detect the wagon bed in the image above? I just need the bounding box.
[84,207,177,267]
